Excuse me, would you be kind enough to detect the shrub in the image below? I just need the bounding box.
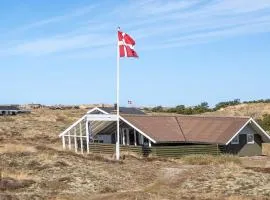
[257,114,270,133]
[213,99,241,111]
[151,106,164,112]
[150,99,270,115]
[152,102,211,115]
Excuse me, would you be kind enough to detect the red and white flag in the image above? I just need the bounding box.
[118,29,138,58]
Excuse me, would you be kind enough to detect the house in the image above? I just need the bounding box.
[28,103,43,109]
[0,105,20,115]
[59,107,270,156]
[87,105,145,115]
[0,105,31,115]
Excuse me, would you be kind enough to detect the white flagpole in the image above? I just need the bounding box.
[116,27,120,160]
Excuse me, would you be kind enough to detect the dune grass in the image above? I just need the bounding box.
[181,154,241,165]
[0,169,33,181]
[262,143,270,156]
[0,144,36,153]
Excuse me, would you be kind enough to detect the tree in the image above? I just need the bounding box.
[175,105,186,114]
[152,106,163,112]
[193,102,210,114]
[214,99,241,111]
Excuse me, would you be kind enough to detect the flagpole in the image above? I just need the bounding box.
[116,27,120,160]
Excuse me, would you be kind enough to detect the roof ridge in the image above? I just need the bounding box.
[174,116,187,142]
[122,114,251,119]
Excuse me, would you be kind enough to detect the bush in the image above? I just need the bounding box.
[150,99,270,115]
[243,99,270,104]
[151,102,210,115]
[151,106,163,112]
[213,99,241,111]
[257,114,270,133]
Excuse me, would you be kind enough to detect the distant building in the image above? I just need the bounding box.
[89,104,145,115]
[28,103,43,109]
[0,105,31,115]
[0,105,20,115]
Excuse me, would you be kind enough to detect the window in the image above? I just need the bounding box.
[94,140,103,143]
[231,135,239,144]
[247,134,254,144]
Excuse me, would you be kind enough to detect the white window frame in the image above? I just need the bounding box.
[231,135,239,144]
[247,133,254,144]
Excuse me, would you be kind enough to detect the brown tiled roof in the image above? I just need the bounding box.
[122,115,250,144]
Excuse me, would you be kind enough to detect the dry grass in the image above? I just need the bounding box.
[263,143,270,156]
[36,152,58,164]
[204,102,270,118]
[0,116,16,122]
[0,108,86,144]
[0,169,36,192]
[0,169,33,181]
[181,154,241,165]
[0,144,36,153]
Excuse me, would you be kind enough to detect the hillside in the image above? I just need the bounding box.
[0,108,270,200]
[204,103,270,118]
[147,103,270,119]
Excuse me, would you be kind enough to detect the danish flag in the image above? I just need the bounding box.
[118,29,138,58]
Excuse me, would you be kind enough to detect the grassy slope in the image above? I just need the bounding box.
[0,108,270,200]
[204,103,270,118]
[146,103,270,119]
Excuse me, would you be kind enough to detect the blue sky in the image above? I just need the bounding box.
[1,0,270,107]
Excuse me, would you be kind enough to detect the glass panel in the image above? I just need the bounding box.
[231,135,239,144]
[247,134,254,144]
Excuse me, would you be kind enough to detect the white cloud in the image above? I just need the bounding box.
[210,0,270,14]
[6,33,113,56]
[145,20,270,50]
[137,0,198,16]
[1,0,270,57]
[16,4,97,32]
